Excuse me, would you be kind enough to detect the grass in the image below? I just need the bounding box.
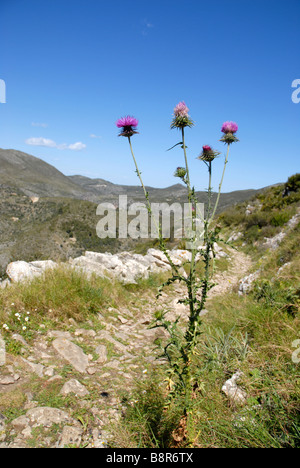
[0,265,169,348]
[111,207,300,448]
[112,286,299,447]
[0,175,299,448]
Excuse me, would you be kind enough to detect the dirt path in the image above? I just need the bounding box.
[208,247,252,297]
[0,247,253,448]
[148,247,253,322]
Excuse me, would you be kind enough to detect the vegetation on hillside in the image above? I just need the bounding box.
[218,174,300,246]
[0,175,299,448]
[110,175,300,448]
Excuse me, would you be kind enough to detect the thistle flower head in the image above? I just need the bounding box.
[220,121,239,144]
[202,145,212,152]
[221,121,238,134]
[174,166,187,180]
[171,101,194,129]
[116,115,139,137]
[174,101,189,117]
[198,145,221,162]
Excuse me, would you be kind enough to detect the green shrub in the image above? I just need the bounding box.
[245,212,272,229]
[271,211,292,227]
[285,174,300,193]
[218,207,246,227]
[252,279,300,316]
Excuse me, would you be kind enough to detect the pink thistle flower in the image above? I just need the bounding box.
[173,101,189,118]
[116,115,139,137]
[198,145,220,163]
[220,121,239,144]
[171,101,194,129]
[116,116,138,128]
[221,121,238,134]
[202,145,212,153]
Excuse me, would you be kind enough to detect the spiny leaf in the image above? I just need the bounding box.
[166,142,183,151]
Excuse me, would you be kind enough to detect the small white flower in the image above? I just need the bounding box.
[11,303,15,306]
[142,369,148,374]
[22,326,27,331]
[25,317,29,322]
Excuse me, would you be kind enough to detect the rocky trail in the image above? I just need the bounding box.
[0,246,252,448]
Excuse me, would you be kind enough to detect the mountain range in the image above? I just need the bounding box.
[0,148,274,275]
[0,148,263,209]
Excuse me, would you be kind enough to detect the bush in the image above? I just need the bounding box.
[285,174,300,193]
[218,207,245,227]
[252,279,300,316]
[271,211,292,227]
[245,212,272,229]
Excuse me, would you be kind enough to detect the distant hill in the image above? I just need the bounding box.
[0,149,266,210]
[0,148,89,199]
[0,148,277,275]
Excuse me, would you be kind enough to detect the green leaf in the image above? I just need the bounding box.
[166,142,183,151]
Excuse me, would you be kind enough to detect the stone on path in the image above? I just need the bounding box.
[52,338,89,373]
[60,379,89,397]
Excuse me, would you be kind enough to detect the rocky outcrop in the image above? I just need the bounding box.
[5,260,57,283]
[238,269,261,295]
[263,210,300,251]
[3,246,227,287]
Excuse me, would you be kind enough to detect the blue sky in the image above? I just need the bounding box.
[0,0,299,192]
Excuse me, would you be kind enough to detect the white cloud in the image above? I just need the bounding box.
[25,137,56,148]
[26,137,86,151]
[68,142,86,151]
[31,122,48,128]
[90,134,102,139]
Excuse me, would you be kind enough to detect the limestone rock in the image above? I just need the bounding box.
[47,330,72,340]
[6,260,57,283]
[96,330,133,358]
[21,358,45,377]
[222,372,247,406]
[30,260,57,271]
[95,344,108,363]
[60,379,89,397]
[24,407,74,428]
[57,425,83,448]
[0,375,15,385]
[239,270,261,295]
[263,231,286,250]
[6,261,42,283]
[52,338,89,373]
[227,232,242,243]
[5,247,198,285]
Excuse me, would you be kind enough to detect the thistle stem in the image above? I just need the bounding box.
[210,143,230,222]
[182,128,191,192]
[128,137,150,210]
[127,136,182,277]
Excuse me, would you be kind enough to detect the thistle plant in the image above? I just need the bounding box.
[116,106,239,418]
